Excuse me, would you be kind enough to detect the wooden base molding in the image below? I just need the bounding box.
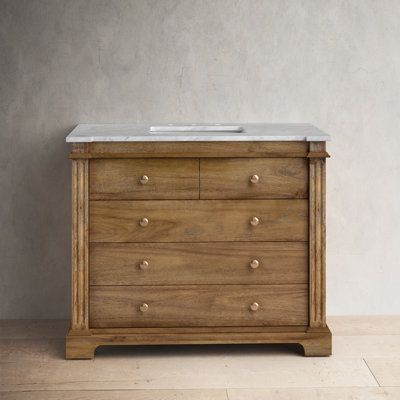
[66,326,332,359]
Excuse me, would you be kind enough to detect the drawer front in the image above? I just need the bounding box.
[200,158,308,199]
[90,285,308,327]
[90,242,308,285]
[90,159,199,200]
[90,200,308,242]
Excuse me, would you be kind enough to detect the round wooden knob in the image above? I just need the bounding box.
[250,174,259,184]
[250,302,259,311]
[139,217,149,227]
[140,260,149,270]
[140,175,149,184]
[140,303,149,312]
[250,217,260,226]
[250,259,260,269]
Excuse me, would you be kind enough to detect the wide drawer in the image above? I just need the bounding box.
[90,242,308,285]
[200,158,308,199]
[90,200,308,242]
[90,159,199,200]
[89,285,308,327]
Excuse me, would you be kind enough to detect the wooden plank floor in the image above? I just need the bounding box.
[1,317,400,399]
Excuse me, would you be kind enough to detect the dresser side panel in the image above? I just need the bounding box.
[71,158,89,331]
[309,142,326,328]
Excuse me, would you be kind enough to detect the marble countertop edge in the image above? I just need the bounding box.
[66,135,330,142]
[65,123,331,142]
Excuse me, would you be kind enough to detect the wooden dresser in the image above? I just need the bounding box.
[65,123,331,359]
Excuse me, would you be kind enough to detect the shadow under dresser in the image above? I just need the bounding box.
[65,123,331,359]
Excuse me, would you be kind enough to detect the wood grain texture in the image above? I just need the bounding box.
[228,388,400,400]
[71,143,89,153]
[90,242,308,285]
[89,325,307,334]
[71,159,89,332]
[66,139,331,358]
[200,158,308,199]
[307,151,330,158]
[309,142,326,328]
[89,200,308,242]
[89,284,309,328]
[70,141,309,158]
[90,159,199,200]
[66,326,330,359]
[0,389,228,400]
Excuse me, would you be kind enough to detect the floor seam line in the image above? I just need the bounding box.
[363,358,381,387]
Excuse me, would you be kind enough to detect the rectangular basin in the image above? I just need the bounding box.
[149,125,243,132]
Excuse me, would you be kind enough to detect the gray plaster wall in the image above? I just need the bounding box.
[1,0,399,318]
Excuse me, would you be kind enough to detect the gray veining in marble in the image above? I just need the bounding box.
[66,123,330,142]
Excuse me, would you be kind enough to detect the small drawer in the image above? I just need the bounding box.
[200,158,308,199]
[90,159,199,200]
[89,285,309,328]
[90,242,308,285]
[89,200,308,242]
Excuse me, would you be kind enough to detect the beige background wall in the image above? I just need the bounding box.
[1,0,399,318]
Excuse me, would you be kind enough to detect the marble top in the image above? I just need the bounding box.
[66,123,330,142]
